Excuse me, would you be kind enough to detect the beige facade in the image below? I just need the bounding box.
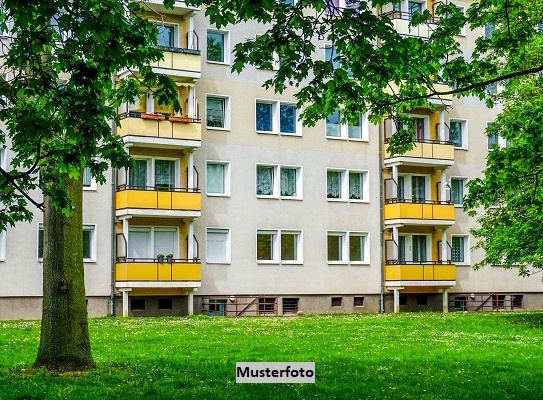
[0,1,542,319]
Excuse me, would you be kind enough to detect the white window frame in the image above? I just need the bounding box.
[325,111,369,141]
[486,121,508,150]
[127,225,179,260]
[453,5,466,36]
[256,164,303,200]
[449,118,468,150]
[151,20,180,48]
[256,229,303,265]
[82,166,97,191]
[254,98,302,136]
[451,234,470,265]
[450,176,468,207]
[327,168,369,203]
[206,160,231,197]
[397,173,431,202]
[255,34,280,70]
[128,156,180,189]
[398,233,432,263]
[0,228,5,261]
[327,231,369,265]
[206,227,231,264]
[206,29,230,65]
[38,223,97,262]
[206,94,231,131]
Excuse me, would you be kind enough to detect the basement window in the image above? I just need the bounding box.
[331,297,343,307]
[158,298,173,310]
[131,299,145,311]
[354,296,364,307]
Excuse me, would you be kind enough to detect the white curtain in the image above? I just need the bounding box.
[129,159,147,189]
[349,172,363,199]
[155,160,175,190]
[257,166,274,195]
[327,171,341,198]
[207,231,227,263]
[280,168,296,196]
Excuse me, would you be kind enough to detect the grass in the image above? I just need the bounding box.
[1,312,543,399]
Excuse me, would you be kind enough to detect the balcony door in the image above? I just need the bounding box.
[412,235,427,263]
[127,226,178,260]
[399,234,430,263]
[155,159,176,191]
[398,236,406,263]
[411,175,426,202]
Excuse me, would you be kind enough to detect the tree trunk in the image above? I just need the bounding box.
[35,173,95,370]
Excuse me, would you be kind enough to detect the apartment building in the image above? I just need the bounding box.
[0,0,542,319]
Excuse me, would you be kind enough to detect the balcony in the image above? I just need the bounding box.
[149,47,201,79]
[140,0,200,16]
[115,185,201,218]
[117,113,201,148]
[381,10,439,40]
[115,259,201,287]
[383,200,454,226]
[385,263,456,283]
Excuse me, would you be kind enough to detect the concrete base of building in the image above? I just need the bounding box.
[0,296,110,320]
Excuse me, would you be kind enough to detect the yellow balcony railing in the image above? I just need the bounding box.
[384,200,454,222]
[116,186,201,212]
[150,47,201,76]
[116,259,201,282]
[385,263,456,281]
[384,140,454,163]
[117,113,201,142]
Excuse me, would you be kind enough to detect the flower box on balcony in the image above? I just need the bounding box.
[141,113,166,121]
[169,115,192,123]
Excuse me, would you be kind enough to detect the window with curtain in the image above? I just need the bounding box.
[207,163,225,194]
[349,172,364,200]
[452,236,465,263]
[256,166,274,196]
[326,110,341,137]
[256,102,273,132]
[412,176,426,202]
[327,171,342,199]
[257,231,275,261]
[279,104,296,134]
[413,117,425,141]
[155,160,176,190]
[451,178,464,205]
[399,236,406,263]
[206,97,225,128]
[412,235,427,263]
[280,168,297,196]
[398,176,405,201]
[129,159,147,189]
[349,234,366,262]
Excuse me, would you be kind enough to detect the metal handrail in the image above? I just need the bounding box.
[385,259,453,265]
[116,257,201,263]
[155,44,201,55]
[380,10,440,24]
[118,111,201,123]
[384,197,452,205]
[115,184,200,193]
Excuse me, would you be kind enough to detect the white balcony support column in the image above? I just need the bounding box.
[188,15,194,50]
[188,85,195,117]
[188,152,194,191]
[188,220,194,260]
[393,288,401,313]
[392,226,399,261]
[441,228,447,263]
[121,216,130,244]
[392,165,398,198]
[443,289,449,313]
[440,169,447,202]
[188,289,194,315]
[439,110,445,141]
[119,288,132,317]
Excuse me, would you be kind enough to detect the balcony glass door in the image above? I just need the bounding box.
[408,1,422,19]
[154,228,177,258]
[413,117,425,141]
[412,175,426,202]
[128,228,151,259]
[155,160,176,190]
[412,235,427,263]
[398,236,406,263]
[129,159,148,189]
[398,176,405,201]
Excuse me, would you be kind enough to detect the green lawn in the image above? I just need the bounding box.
[1,312,543,399]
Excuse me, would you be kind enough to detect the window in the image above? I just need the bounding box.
[408,1,423,19]
[399,296,407,306]
[38,224,96,261]
[158,298,173,310]
[131,299,145,311]
[451,178,467,206]
[327,231,369,264]
[155,23,177,48]
[325,111,368,141]
[128,226,178,260]
[511,295,523,309]
[256,164,302,199]
[324,45,340,71]
[349,171,364,200]
[485,23,495,38]
[416,295,428,306]
[82,166,95,190]
[452,235,469,264]
[0,228,5,261]
[327,170,343,199]
[454,295,467,311]
[331,297,342,307]
[258,297,276,315]
[327,169,369,202]
[487,133,499,149]
[449,119,467,149]
[208,299,227,316]
[207,30,229,63]
[206,95,230,130]
[206,228,230,264]
[206,161,230,196]
[256,229,302,264]
[128,158,179,190]
[354,296,364,307]
[493,294,505,310]
[452,6,466,36]
[255,99,301,135]
[282,298,299,314]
